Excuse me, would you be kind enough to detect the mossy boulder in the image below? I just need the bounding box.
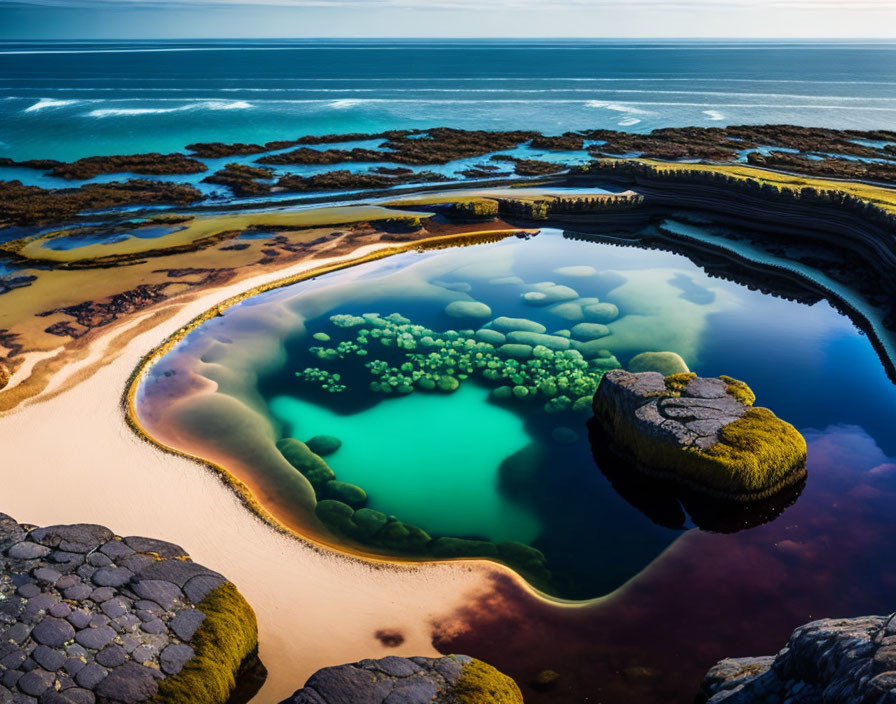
[305,434,342,457]
[278,655,523,704]
[276,438,336,488]
[506,330,571,350]
[315,499,356,533]
[352,508,389,538]
[376,519,432,553]
[322,480,368,509]
[570,322,611,341]
[592,370,807,499]
[627,350,689,376]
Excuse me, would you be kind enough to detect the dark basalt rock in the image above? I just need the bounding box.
[0,180,202,226]
[0,513,264,704]
[748,151,896,184]
[700,614,896,703]
[592,370,807,499]
[47,154,208,181]
[530,132,586,151]
[490,155,567,176]
[202,163,276,197]
[256,147,386,166]
[278,655,524,704]
[275,169,450,194]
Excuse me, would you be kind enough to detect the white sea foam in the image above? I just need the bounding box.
[24,98,79,112]
[586,100,649,115]
[86,100,253,118]
[703,110,726,121]
[617,117,642,127]
[327,99,368,109]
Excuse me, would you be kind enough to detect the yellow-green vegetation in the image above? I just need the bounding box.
[698,407,807,494]
[594,373,807,499]
[151,582,259,704]
[664,372,697,395]
[10,205,433,264]
[452,658,525,704]
[720,374,757,406]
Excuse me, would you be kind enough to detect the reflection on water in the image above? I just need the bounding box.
[136,227,896,601]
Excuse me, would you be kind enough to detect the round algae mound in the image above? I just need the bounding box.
[570,322,611,341]
[445,300,493,319]
[306,435,342,456]
[584,302,620,323]
[628,351,690,376]
[490,317,547,334]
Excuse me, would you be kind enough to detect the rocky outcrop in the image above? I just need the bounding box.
[0,513,263,704]
[278,655,523,704]
[592,370,807,499]
[0,180,202,227]
[0,361,9,390]
[700,614,896,703]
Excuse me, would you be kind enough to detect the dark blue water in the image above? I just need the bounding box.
[2,39,896,161]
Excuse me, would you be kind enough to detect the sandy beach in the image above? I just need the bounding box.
[0,244,518,703]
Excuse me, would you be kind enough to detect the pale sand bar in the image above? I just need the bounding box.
[0,244,516,703]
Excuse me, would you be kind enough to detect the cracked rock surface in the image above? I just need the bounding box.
[598,370,747,451]
[0,513,230,704]
[279,655,523,704]
[700,614,896,703]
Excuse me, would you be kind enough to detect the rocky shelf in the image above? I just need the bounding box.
[0,514,262,704]
[700,613,896,703]
[278,655,523,704]
[591,370,807,500]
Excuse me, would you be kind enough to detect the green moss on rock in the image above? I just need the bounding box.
[593,370,807,499]
[453,658,525,704]
[150,583,259,704]
[721,374,757,406]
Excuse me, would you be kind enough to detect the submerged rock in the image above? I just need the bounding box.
[0,513,263,704]
[444,300,492,319]
[278,655,523,704]
[305,435,342,457]
[592,371,807,499]
[700,613,896,703]
[628,351,689,376]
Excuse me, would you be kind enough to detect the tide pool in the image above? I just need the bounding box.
[270,383,540,544]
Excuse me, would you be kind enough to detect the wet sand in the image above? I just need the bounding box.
[0,244,524,702]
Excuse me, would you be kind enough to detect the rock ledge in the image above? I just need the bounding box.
[701,613,896,703]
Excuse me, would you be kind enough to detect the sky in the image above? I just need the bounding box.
[1,0,895,40]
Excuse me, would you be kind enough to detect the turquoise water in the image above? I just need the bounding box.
[2,39,896,163]
[136,228,896,598]
[270,384,539,544]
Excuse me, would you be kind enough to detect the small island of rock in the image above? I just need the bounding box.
[591,370,807,500]
[278,655,523,704]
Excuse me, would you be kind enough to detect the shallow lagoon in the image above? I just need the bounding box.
[136,227,896,600]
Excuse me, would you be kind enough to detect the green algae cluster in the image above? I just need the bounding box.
[296,311,620,416]
[151,582,260,704]
[276,434,552,586]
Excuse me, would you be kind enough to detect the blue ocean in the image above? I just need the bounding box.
[1,39,896,161]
